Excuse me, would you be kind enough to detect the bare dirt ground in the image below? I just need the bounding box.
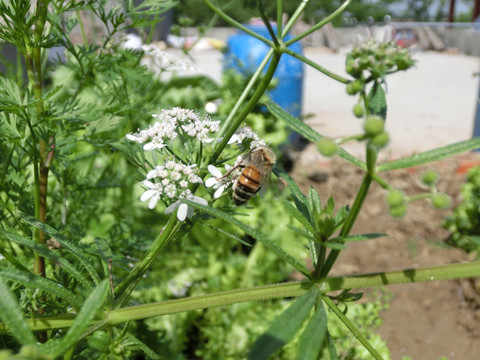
[291,150,480,360]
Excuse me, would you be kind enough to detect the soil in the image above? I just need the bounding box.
[291,148,480,360]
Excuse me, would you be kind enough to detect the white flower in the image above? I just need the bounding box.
[126,130,149,144]
[140,181,163,209]
[205,165,231,198]
[165,184,177,198]
[227,126,264,148]
[164,193,208,221]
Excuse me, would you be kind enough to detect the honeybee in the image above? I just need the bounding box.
[227,146,277,206]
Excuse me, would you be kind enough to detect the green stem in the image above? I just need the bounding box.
[282,0,309,37]
[211,52,282,162]
[216,48,273,143]
[276,0,283,36]
[320,173,373,278]
[11,262,480,332]
[284,0,353,46]
[282,48,350,84]
[113,215,181,307]
[258,0,278,46]
[323,296,384,360]
[201,0,273,47]
[407,193,434,202]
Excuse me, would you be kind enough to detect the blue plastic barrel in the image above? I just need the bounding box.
[224,24,304,117]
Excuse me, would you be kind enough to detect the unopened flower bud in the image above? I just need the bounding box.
[431,193,451,209]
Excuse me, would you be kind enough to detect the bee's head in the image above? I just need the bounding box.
[254,146,276,165]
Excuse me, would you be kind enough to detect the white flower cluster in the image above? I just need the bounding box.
[126,108,220,151]
[205,164,235,199]
[228,126,266,149]
[140,160,202,209]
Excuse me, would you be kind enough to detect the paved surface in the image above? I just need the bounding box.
[178,46,480,159]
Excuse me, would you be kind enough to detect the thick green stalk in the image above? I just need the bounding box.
[113,215,181,307]
[215,48,273,143]
[8,262,479,332]
[23,0,49,279]
[211,52,282,162]
[320,173,373,278]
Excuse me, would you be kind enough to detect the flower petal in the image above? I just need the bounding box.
[205,177,217,188]
[143,142,155,151]
[148,193,159,209]
[192,196,208,206]
[207,164,223,177]
[177,203,188,221]
[228,134,239,144]
[140,189,156,202]
[214,185,225,199]
[164,200,180,214]
[186,205,194,219]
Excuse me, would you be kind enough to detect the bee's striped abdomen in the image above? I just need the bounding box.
[233,165,262,206]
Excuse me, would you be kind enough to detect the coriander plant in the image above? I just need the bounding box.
[1,0,479,359]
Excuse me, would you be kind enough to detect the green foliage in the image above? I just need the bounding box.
[443,166,480,254]
[0,1,477,359]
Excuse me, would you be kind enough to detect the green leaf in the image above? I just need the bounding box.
[197,221,252,246]
[330,233,386,243]
[123,334,161,360]
[368,82,387,119]
[308,187,322,216]
[282,200,315,234]
[19,213,101,285]
[46,280,109,358]
[93,238,112,281]
[249,287,320,360]
[298,298,328,360]
[185,200,311,278]
[266,100,321,142]
[326,330,338,360]
[323,295,384,360]
[273,165,310,222]
[1,230,94,290]
[377,138,480,172]
[288,225,316,241]
[326,196,335,214]
[324,242,347,250]
[0,277,36,345]
[0,268,83,308]
[266,100,367,170]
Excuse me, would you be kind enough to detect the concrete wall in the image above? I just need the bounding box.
[433,28,480,57]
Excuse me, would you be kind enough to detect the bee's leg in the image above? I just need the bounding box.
[219,163,245,179]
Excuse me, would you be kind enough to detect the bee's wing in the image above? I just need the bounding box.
[258,169,272,196]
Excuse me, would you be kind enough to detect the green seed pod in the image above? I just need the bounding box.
[370,131,389,148]
[363,115,384,135]
[421,170,438,186]
[317,137,338,157]
[346,80,363,95]
[353,104,364,118]
[431,193,451,209]
[386,189,405,207]
[389,204,407,218]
